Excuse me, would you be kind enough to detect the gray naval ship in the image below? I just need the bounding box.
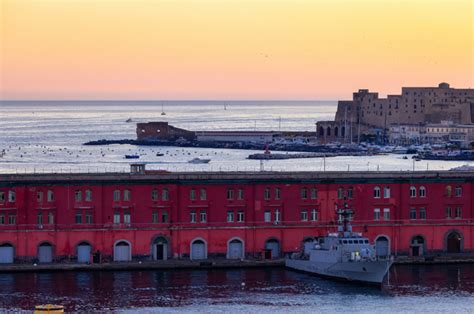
[286,203,393,285]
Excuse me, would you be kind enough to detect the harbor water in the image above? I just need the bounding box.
[0,265,472,313]
[1,101,474,174]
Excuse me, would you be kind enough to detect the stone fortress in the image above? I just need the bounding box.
[317,83,474,144]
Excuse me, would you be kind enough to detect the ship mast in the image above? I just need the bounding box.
[336,199,353,234]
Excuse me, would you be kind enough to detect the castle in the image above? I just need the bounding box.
[317,83,474,143]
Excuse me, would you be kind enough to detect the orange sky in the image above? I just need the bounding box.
[0,0,473,100]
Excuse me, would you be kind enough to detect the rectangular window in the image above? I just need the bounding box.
[8,191,15,202]
[300,188,307,199]
[445,207,452,219]
[455,187,462,197]
[75,212,83,224]
[200,210,207,223]
[227,189,234,200]
[410,208,417,220]
[419,208,426,220]
[0,192,4,202]
[162,188,169,201]
[300,210,308,221]
[374,188,381,198]
[124,190,131,201]
[0,215,4,224]
[227,211,234,222]
[383,208,390,220]
[85,190,92,202]
[264,211,271,222]
[47,190,54,202]
[311,209,318,221]
[113,190,120,202]
[338,188,344,199]
[374,208,381,221]
[190,211,197,223]
[159,210,167,223]
[200,189,207,201]
[37,191,43,202]
[237,189,244,200]
[37,213,43,225]
[275,209,281,223]
[123,212,131,224]
[455,207,462,219]
[74,190,81,202]
[264,188,270,200]
[152,211,159,223]
[384,187,390,198]
[8,215,16,225]
[190,189,196,201]
[347,187,353,199]
[275,188,281,200]
[311,188,317,199]
[237,211,244,222]
[48,212,54,225]
[113,212,120,224]
[85,211,93,224]
[151,189,159,201]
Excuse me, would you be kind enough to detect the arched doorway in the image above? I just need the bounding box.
[319,126,324,137]
[227,238,244,259]
[265,239,280,259]
[77,242,92,263]
[190,239,207,260]
[38,242,53,263]
[326,127,331,136]
[446,231,462,253]
[375,236,390,257]
[0,243,14,264]
[334,126,339,137]
[411,236,425,257]
[114,240,131,262]
[152,236,169,261]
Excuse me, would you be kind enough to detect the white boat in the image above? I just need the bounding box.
[188,158,211,164]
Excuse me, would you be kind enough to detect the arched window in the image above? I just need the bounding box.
[123,189,131,201]
[338,187,344,199]
[334,126,339,137]
[113,190,120,202]
[419,186,426,198]
[264,188,270,200]
[410,186,416,198]
[373,186,381,198]
[162,188,169,201]
[383,187,390,198]
[326,127,331,136]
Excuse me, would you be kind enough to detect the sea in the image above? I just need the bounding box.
[0,265,473,313]
[1,100,474,174]
[1,101,474,313]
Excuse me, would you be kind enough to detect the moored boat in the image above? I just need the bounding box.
[286,202,393,285]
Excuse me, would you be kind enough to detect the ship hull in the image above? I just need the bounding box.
[285,258,392,285]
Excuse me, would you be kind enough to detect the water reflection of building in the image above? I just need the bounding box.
[0,165,472,264]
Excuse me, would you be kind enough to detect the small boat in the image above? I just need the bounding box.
[161,103,166,115]
[125,118,133,123]
[156,153,164,157]
[125,155,140,159]
[188,158,211,164]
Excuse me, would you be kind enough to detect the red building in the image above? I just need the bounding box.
[0,167,472,264]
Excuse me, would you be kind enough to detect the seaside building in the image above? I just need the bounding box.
[317,83,474,143]
[0,166,472,264]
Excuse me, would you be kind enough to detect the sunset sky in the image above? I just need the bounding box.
[0,0,472,100]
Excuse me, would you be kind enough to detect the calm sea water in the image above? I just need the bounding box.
[0,265,472,313]
[1,100,473,173]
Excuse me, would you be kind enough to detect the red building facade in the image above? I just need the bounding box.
[0,170,472,264]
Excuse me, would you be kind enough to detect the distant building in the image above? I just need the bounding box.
[195,131,277,144]
[317,83,474,143]
[136,122,195,141]
[388,121,474,147]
